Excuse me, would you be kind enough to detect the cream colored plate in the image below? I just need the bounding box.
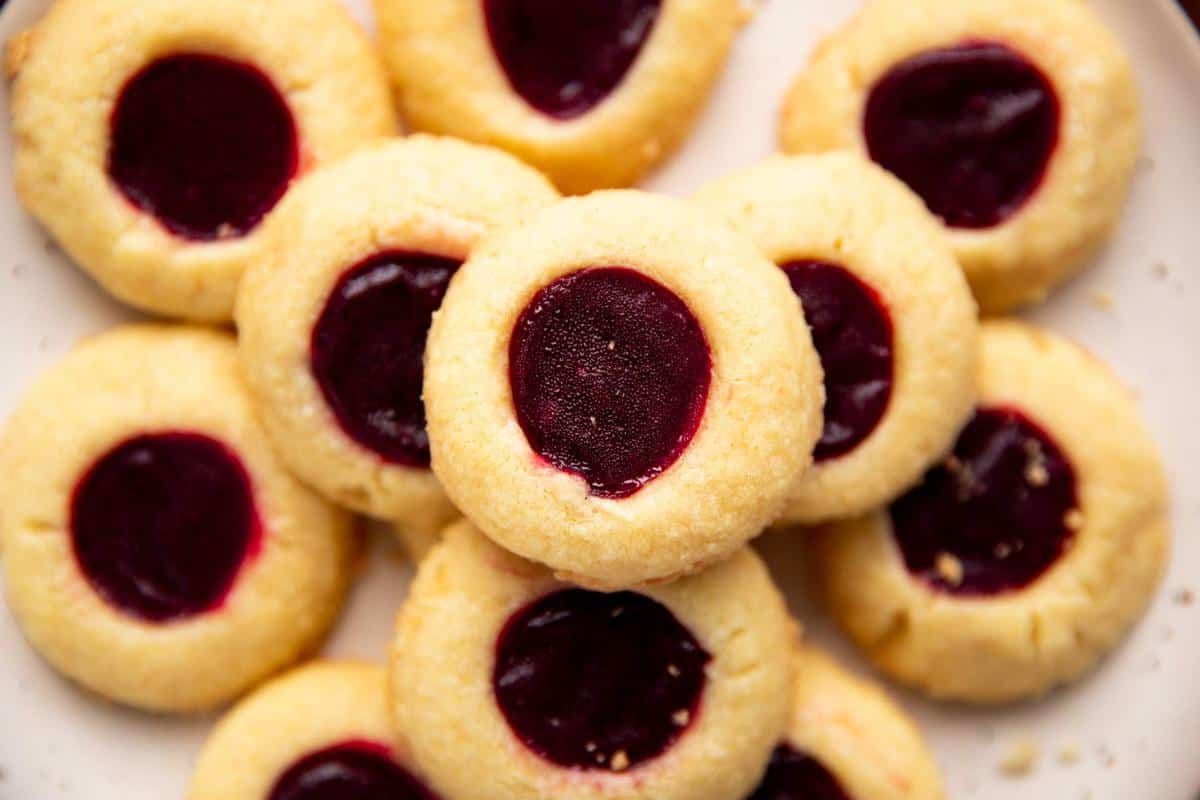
[0,0,1197,797]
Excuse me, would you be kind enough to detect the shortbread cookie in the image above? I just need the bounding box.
[0,326,355,712]
[190,662,436,800]
[779,0,1140,312]
[424,191,824,588]
[237,137,558,551]
[374,0,743,192]
[389,521,794,800]
[812,322,1168,703]
[694,154,978,524]
[749,647,944,800]
[9,0,397,321]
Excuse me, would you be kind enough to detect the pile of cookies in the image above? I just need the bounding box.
[0,0,1169,798]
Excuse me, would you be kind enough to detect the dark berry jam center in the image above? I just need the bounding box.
[311,251,461,468]
[891,407,1078,595]
[863,41,1060,229]
[484,0,661,119]
[108,53,299,241]
[508,267,711,498]
[494,589,710,771]
[70,432,260,622]
[269,741,437,800]
[782,260,893,462]
[747,746,852,800]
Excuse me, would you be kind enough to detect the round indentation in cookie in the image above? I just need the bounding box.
[863,41,1059,230]
[747,745,852,800]
[269,741,437,800]
[782,260,893,462]
[108,53,299,241]
[311,251,461,468]
[484,0,662,119]
[508,267,711,498]
[71,431,261,622]
[890,406,1077,595]
[493,588,710,770]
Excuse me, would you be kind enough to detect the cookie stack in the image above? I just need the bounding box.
[0,0,1168,798]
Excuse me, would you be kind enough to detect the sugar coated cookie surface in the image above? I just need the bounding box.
[748,647,945,800]
[779,0,1141,313]
[374,0,743,192]
[9,0,397,320]
[189,661,437,800]
[236,136,559,552]
[424,190,824,588]
[694,154,978,525]
[812,321,1168,702]
[0,326,355,712]
[389,520,795,800]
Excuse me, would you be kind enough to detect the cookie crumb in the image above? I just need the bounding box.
[935,552,964,587]
[1025,462,1050,487]
[1174,588,1194,606]
[585,741,597,753]
[672,709,691,726]
[1057,745,1081,765]
[998,740,1039,777]
[610,750,630,771]
[667,664,680,677]
[1064,509,1086,531]
[611,606,623,617]
[993,542,1013,559]
[1088,291,1115,311]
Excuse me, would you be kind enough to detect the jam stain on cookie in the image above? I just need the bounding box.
[890,407,1078,595]
[782,260,893,462]
[108,53,298,241]
[484,0,661,119]
[70,432,261,622]
[494,589,710,771]
[747,745,852,800]
[269,741,437,800]
[864,41,1059,230]
[311,251,460,468]
[508,267,711,499]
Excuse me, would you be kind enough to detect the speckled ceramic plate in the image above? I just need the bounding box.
[0,1,1197,797]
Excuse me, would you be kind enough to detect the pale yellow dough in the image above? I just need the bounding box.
[237,136,559,551]
[389,521,795,800]
[779,0,1141,313]
[424,191,824,588]
[9,0,398,321]
[373,0,742,193]
[770,647,945,800]
[189,661,434,800]
[0,326,355,713]
[694,154,978,525]
[812,321,1169,703]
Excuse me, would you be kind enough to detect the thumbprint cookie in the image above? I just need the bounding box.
[8,0,397,321]
[779,0,1141,313]
[811,321,1168,703]
[389,520,794,800]
[0,326,355,712]
[424,191,824,588]
[373,0,744,192]
[748,647,945,800]
[190,662,438,800]
[694,154,978,525]
[236,137,559,556]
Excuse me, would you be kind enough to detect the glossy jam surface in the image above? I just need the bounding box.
[311,251,461,467]
[483,0,662,119]
[782,260,893,462]
[70,432,260,622]
[863,41,1059,229]
[108,53,298,240]
[508,267,711,498]
[891,407,1078,595]
[747,746,853,800]
[493,589,710,771]
[269,741,437,800]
